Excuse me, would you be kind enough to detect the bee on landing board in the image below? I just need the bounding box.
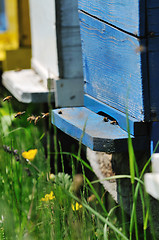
[41,112,49,119]
[15,111,26,119]
[110,120,117,125]
[3,96,12,102]
[27,115,36,123]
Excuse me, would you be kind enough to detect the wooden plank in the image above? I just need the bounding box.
[29,0,59,87]
[54,78,84,107]
[147,7,159,36]
[51,107,149,152]
[78,0,145,37]
[29,0,83,86]
[79,11,149,121]
[58,0,79,27]
[148,37,159,120]
[60,27,83,79]
[84,94,148,136]
[56,1,83,80]
[2,69,54,103]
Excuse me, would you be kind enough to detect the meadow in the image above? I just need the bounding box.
[0,87,158,240]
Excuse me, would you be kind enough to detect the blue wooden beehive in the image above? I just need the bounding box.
[51,1,159,153]
[0,0,7,32]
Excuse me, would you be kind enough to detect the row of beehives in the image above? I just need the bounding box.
[1,0,83,106]
[1,0,159,203]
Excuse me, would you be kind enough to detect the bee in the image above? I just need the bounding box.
[103,117,108,122]
[135,45,145,53]
[41,112,49,119]
[110,120,117,125]
[34,116,41,125]
[27,115,36,123]
[15,111,26,119]
[3,96,12,102]
[58,110,62,114]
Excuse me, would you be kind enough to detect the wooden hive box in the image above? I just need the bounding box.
[2,0,84,105]
[52,0,159,153]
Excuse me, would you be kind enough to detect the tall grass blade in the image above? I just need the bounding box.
[85,176,108,216]
[126,114,135,184]
[69,192,128,240]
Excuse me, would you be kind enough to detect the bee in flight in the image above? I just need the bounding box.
[15,111,26,119]
[41,112,49,119]
[27,115,36,123]
[34,116,41,125]
[3,96,12,102]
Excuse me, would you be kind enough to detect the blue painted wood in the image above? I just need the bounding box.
[79,11,149,121]
[78,0,145,36]
[84,94,148,136]
[0,0,7,32]
[51,107,149,152]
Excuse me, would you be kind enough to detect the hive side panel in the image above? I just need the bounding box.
[78,0,145,36]
[79,11,147,121]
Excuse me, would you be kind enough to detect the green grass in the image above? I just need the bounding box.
[0,91,158,239]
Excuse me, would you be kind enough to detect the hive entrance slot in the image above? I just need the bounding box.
[97,111,118,125]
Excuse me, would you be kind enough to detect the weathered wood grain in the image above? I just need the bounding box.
[78,0,145,36]
[51,107,149,152]
[79,11,149,121]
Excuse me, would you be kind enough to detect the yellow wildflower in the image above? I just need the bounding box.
[22,149,38,161]
[71,202,82,211]
[41,191,55,202]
